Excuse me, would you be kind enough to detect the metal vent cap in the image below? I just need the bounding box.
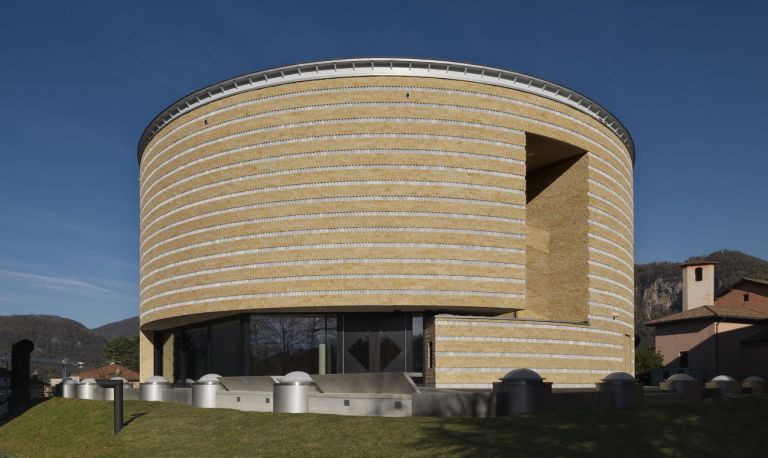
[666,374,697,382]
[196,373,222,384]
[278,371,314,383]
[602,372,636,382]
[501,368,543,382]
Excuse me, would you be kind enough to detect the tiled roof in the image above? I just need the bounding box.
[740,278,768,287]
[680,261,718,267]
[74,363,140,382]
[645,305,768,326]
[716,277,768,298]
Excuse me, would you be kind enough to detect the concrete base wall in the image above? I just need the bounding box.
[308,393,412,417]
[160,387,192,405]
[413,390,494,417]
[68,385,733,417]
[216,391,273,412]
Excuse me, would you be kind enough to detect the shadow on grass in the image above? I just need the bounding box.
[407,399,768,457]
[0,397,51,428]
[123,412,147,428]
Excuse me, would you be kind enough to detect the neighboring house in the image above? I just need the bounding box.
[0,368,53,400]
[29,375,51,399]
[74,363,140,387]
[646,262,768,379]
[715,278,768,314]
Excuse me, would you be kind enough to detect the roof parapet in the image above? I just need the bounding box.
[137,57,635,164]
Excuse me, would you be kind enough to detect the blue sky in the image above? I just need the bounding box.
[0,1,766,327]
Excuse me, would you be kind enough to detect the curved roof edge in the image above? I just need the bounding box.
[137,57,635,164]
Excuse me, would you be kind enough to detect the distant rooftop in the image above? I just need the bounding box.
[680,260,718,268]
[74,363,139,382]
[716,278,768,298]
[739,278,768,287]
[645,305,768,326]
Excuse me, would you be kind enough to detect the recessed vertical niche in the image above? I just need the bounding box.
[524,134,589,322]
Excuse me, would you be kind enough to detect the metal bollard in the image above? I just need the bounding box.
[598,372,642,409]
[743,376,768,395]
[493,369,552,416]
[140,376,171,401]
[62,378,78,398]
[192,374,222,409]
[706,375,740,397]
[273,371,316,413]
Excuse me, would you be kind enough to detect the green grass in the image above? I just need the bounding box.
[1,397,767,457]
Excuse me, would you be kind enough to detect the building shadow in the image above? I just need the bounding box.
[0,396,50,427]
[406,399,767,457]
[658,322,768,380]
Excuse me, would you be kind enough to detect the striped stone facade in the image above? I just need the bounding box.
[138,59,635,386]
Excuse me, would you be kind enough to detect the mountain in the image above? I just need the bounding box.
[635,250,768,349]
[0,315,107,381]
[91,316,139,340]
[0,314,141,381]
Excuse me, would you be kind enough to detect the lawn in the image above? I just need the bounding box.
[1,397,767,457]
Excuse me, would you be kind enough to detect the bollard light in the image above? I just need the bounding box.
[97,379,124,434]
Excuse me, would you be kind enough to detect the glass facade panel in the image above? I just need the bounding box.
[411,315,424,373]
[209,319,242,376]
[171,312,421,381]
[249,314,337,376]
[347,334,370,371]
[179,326,208,381]
[379,334,402,370]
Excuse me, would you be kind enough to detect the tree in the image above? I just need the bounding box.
[103,336,139,371]
[635,348,664,374]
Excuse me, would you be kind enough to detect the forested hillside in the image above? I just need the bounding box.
[0,315,107,380]
[91,316,139,340]
[0,314,141,380]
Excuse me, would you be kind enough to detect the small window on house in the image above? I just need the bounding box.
[679,351,689,368]
[744,293,750,302]
[695,267,703,282]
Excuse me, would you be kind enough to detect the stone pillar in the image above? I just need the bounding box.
[139,330,155,383]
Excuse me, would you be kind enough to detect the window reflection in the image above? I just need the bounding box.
[181,326,207,381]
[249,314,337,376]
[172,312,424,381]
[412,315,424,373]
[209,320,241,376]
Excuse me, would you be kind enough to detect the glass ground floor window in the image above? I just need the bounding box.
[170,312,423,383]
[249,314,337,376]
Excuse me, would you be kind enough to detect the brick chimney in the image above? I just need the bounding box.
[681,261,716,311]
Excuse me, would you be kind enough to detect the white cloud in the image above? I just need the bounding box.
[0,269,112,294]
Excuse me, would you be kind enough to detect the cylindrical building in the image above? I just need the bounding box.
[138,58,635,388]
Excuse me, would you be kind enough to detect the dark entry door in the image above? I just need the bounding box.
[342,313,408,373]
